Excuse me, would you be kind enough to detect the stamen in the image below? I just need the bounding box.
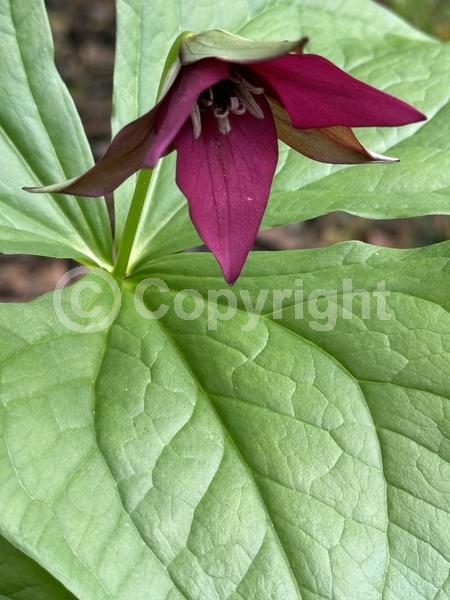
[213,105,231,135]
[230,96,239,111]
[235,86,264,119]
[194,75,265,139]
[201,87,214,108]
[190,103,202,139]
[230,71,264,95]
[217,115,231,135]
[213,106,230,119]
[242,80,264,95]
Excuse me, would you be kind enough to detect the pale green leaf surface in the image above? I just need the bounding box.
[112,0,450,273]
[0,284,186,600]
[0,0,112,267]
[1,241,449,598]
[0,534,75,600]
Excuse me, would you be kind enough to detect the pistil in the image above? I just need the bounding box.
[190,73,265,138]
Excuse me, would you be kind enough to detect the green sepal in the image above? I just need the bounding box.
[179,29,307,65]
[157,30,194,99]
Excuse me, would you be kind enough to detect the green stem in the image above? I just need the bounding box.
[113,168,153,278]
[112,31,193,279]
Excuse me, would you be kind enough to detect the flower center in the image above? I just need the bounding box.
[190,72,265,138]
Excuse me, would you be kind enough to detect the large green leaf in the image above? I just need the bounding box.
[0,534,75,599]
[383,0,450,36]
[1,241,449,598]
[0,0,112,267]
[112,0,450,274]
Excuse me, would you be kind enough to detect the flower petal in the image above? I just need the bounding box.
[25,59,228,197]
[180,29,308,65]
[145,58,229,166]
[24,109,159,197]
[269,99,399,164]
[250,54,426,128]
[174,96,278,284]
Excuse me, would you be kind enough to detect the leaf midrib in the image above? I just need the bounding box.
[101,282,394,598]
[140,286,392,597]
[91,311,190,600]
[90,285,303,599]
[153,316,304,600]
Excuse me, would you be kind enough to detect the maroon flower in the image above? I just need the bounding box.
[26,30,425,283]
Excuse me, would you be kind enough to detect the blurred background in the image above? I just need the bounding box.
[1,0,449,301]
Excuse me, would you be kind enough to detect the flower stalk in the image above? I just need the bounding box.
[113,168,153,278]
[112,31,193,278]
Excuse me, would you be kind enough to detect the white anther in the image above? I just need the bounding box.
[201,87,214,107]
[229,70,264,95]
[230,96,239,110]
[217,115,231,135]
[243,81,264,95]
[236,86,264,119]
[190,103,202,139]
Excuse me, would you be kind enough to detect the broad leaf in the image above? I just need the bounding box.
[112,0,450,274]
[0,534,75,600]
[1,241,449,598]
[0,0,112,267]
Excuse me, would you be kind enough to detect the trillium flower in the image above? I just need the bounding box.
[26,30,426,283]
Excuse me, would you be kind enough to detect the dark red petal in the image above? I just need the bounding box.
[145,58,229,166]
[25,59,229,198]
[250,54,426,129]
[174,96,278,284]
[24,109,159,197]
